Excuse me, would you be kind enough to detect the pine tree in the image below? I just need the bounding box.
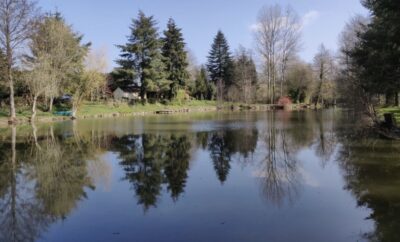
[351,0,400,102]
[115,11,169,100]
[194,66,209,100]
[162,18,189,99]
[207,31,234,101]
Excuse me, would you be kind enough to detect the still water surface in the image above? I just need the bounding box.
[0,110,399,242]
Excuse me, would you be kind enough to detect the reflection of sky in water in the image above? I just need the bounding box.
[0,111,386,242]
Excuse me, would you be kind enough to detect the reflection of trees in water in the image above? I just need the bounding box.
[313,111,337,167]
[0,126,50,242]
[164,135,191,201]
[209,132,232,183]
[336,123,400,242]
[207,127,259,183]
[113,133,192,211]
[0,125,99,242]
[31,129,95,219]
[257,112,301,207]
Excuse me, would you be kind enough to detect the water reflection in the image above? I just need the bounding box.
[256,112,301,207]
[335,114,400,242]
[113,134,191,210]
[0,110,398,241]
[0,125,97,242]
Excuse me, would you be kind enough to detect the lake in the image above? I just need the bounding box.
[0,110,399,242]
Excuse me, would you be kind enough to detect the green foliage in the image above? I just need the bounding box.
[207,31,234,88]
[162,18,189,98]
[116,11,168,100]
[28,12,89,96]
[171,89,189,104]
[286,62,313,103]
[350,0,400,96]
[193,66,210,100]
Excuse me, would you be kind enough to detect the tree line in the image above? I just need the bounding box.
[336,0,400,126]
[0,0,399,125]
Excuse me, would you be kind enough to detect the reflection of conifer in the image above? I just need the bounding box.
[132,134,165,211]
[208,132,231,183]
[196,132,209,150]
[164,135,191,201]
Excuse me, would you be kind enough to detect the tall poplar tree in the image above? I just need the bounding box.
[116,11,169,100]
[207,31,234,101]
[162,18,189,99]
[193,66,209,100]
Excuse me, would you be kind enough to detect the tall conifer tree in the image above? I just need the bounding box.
[115,11,169,100]
[207,31,234,101]
[351,0,400,100]
[162,18,189,98]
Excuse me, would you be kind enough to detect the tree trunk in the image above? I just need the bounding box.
[32,122,41,149]
[49,96,54,112]
[7,64,16,123]
[71,108,77,120]
[31,95,38,122]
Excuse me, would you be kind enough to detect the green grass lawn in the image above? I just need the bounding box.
[0,100,218,121]
[77,100,217,116]
[379,107,400,121]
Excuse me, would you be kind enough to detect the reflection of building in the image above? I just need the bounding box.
[113,86,140,101]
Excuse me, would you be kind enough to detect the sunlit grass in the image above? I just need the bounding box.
[379,107,400,121]
[0,100,218,122]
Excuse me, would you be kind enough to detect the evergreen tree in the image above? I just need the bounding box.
[194,66,209,100]
[162,18,189,99]
[350,0,400,102]
[207,31,234,101]
[115,11,169,100]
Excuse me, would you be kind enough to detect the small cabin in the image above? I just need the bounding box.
[113,87,140,101]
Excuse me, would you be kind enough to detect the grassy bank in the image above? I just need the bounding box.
[0,101,312,127]
[379,107,400,121]
[0,100,218,126]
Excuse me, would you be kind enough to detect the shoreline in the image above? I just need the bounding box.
[0,103,314,128]
[0,106,219,127]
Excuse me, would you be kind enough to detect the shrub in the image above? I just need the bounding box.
[277,96,293,106]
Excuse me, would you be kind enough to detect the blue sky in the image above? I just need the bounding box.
[38,0,369,69]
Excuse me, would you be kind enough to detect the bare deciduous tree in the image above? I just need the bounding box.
[0,0,38,123]
[313,44,335,107]
[254,4,301,103]
[337,16,376,118]
[84,47,109,101]
[233,46,257,104]
[25,55,51,121]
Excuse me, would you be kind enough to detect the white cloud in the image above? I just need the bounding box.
[302,10,320,27]
[249,10,320,33]
[249,23,261,32]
